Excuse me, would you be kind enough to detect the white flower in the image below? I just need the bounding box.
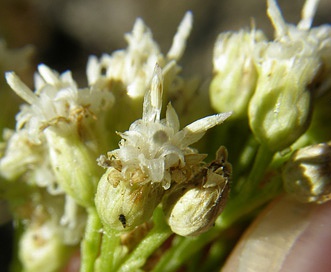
[86,12,193,99]
[5,64,114,144]
[267,0,331,95]
[100,65,231,189]
[0,128,63,195]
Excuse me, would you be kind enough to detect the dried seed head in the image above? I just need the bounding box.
[282,142,331,203]
[162,146,231,236]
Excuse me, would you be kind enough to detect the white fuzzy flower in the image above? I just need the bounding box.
[267,0,331,94]
[87,12,193,99]
[5,64,114,144]
[100,65,231,189]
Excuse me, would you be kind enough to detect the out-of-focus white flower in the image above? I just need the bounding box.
[267,0,331,95]
[5,64,114,144]
[86,12,193,99]
[210,29,267,118]
[19,220,71,272]
[99,65,231,189]
[2,64,113,208]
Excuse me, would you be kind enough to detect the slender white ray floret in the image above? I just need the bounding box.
[102,65,231,189]
[297,0,320,30]
[267,0,321,38]
[266,0,331,95]
[86,12,193,99]
[167,11,193,60]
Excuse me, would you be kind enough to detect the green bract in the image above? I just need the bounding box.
[210,30,266,119]
[95,167,164,231]
[248,41,318,151]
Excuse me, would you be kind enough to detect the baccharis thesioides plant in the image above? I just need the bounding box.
[0,0,330,271]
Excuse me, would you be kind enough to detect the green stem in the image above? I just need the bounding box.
[235,135,259,177]
[117,208,172,272]
[94,228,121,272]
[219,143,275,227]
[152,228,220,272]
[80,207,102,272]
[245,143,275,192]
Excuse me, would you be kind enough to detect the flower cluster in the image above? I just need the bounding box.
[0,0,330,271]
[99,65,231,190]
[210,0,331,152]
[95,65,231,232]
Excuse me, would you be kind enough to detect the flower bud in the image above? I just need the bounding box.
[248,40,320,152]
[44,124,102,207]
[210,29,266,119]
[282,142,331,203]
[162,146,231,236]
[95,167,164,231]
[19,221,70,272]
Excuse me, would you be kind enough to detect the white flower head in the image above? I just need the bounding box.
[5,64,114,144]
[87,12,193,99]
[266,0,331,95]
[101,65,231,189]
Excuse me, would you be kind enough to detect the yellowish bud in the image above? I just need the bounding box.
[210,30,266,119]
[162,146,231,236]
[282,142,331,203]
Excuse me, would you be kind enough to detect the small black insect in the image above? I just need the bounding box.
[118,214,126,228]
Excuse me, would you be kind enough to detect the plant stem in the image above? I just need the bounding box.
[219,143,275,226]
[117,207,172,272]
[94,228,121,272]
[152,228,219,272]
[80,207,102,272]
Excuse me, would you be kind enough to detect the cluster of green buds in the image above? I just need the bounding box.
[210,0,331,153]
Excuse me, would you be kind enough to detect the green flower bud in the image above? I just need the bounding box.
[95,167,164,232]
[210,29,266,119]
[162,146,231,236]
[45,124,101,207]
[282,142,331,203]
[248,41,320,152]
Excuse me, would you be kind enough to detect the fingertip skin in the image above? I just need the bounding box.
[222,196,331,272]
[280,199,331,272]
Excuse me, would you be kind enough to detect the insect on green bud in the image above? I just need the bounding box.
[162,146,231,236]
[95,167,164,232]
[282,142,331,204]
